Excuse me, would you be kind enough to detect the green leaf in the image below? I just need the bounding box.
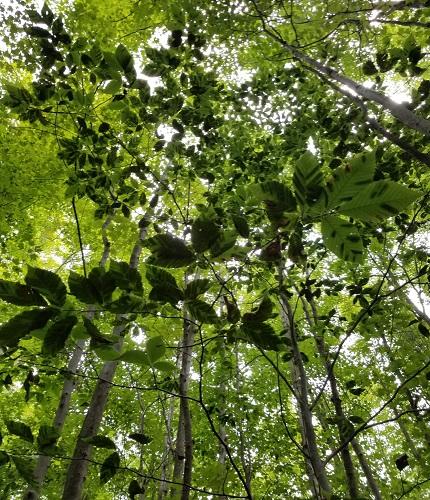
[293,151,323,206]
[232,214,250,238]
[248,181,296,212]
[145,234,194,268]
[240,322,283,350]
[41,2,54,25]
[184,279,211,299]
[37,425,59,450]
[88,267,116,304]
[94,346,120,361]
[26,26,51,38]
[186,299,218,324]
[339,180,420,221]
[152,360,176,373]
[109,261,143,295]
[349,415,365,424]
[25,266,67,306]
[68,272,101,304]
[118,350,150,365]
[326,151,375,209]
[146,266,178,288]
[242,297,274,323]
[12,456,35,485]
[83,318,114,348]
[0,308,55,347]
[321,216,364,263]
[115,44,133,72]
[363,60,378,76]
[0,451,9,466]
[191,217,220,252]
[100,451,120,484]
[149,285,183,305]
[71,322,90,340]
[128,433,152,445]
[146,266,183,305]
[102,79,122,95]
[0,279,47,306]
[395,453,409,471]
[42,315,78,355]
[146,336,166,363]
[105,293,144,313]
[82,435,116,449]
[418,323,430,337]
[210,230,237,258]
[6,420,33,443]
[129,479,145,498]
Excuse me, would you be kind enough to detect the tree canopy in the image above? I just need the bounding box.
[0,0,430,498]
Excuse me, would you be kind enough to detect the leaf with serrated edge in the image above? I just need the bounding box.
[25,266,67,306]
[326,151,375,209]
[339,180,420,221]
[321,216,364,263]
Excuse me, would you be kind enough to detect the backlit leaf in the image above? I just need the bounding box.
[25,266,67,306]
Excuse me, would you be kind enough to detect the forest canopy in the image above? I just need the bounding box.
[0,0,430,498]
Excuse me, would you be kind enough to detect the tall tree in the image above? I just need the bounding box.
[0,1,429,499]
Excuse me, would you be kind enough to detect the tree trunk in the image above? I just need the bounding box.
[23,340,85,500]
[158,347,181,500]
[217,337,228,500]
[234,347,252,496]
[171,291,196,500]
[158,396,176,500]
[351,438,382,500]
[23,216,112,500]
[313,334,359,497]
[278,286,331,498]
[61,192,161,500]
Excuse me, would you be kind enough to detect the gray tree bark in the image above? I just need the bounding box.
[278,277,331,498]
[61,190,162,500]
[23,216,112,500]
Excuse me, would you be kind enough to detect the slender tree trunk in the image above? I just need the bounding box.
[158,396,176,500]
[310,348,360,498]
[23,216,112,500]
[61,191,162,500]
[309,327,359,495]
[305,292,378,498]
[179,315,195,500]
[171,406,185,495]
[158,347,181,500]
[171,285,196,500]
[278,282,331,498]
[395,409,422,461]
[61,340,125,500]
[217,337,228,500]
[351,438,382,500]
[234,347,252,495]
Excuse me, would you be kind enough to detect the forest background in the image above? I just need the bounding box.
[0,0,430,499]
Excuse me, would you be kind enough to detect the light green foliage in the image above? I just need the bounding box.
[0,0,428,499]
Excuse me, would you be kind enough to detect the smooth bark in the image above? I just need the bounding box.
[351,438,382,500]
[23,216,112,500]
[61,193,161,500]
[303,294,360,498]
[278,278,331,498]
[171,283,196,500]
